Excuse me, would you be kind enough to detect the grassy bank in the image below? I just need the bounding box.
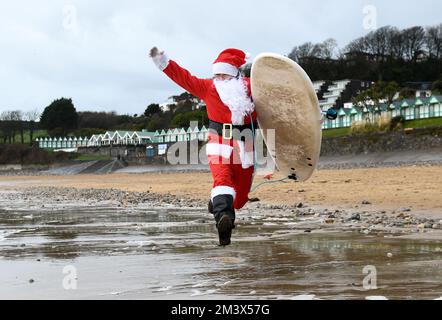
[9,130,48,144]
[322,117,442,138]
[404,117,442,129]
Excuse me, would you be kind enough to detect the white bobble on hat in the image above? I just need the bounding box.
[245,52,251,60]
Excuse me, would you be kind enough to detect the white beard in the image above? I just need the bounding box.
[214,76,255,125]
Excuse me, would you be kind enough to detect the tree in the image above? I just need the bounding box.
[12,110,25,144]
[289,42,315,63]
[144,103,161,118]
[432,76,442,94]
[426,24,442,59]
[40,98,78,136]
[402,26,426,63]
[399,87,417,100]
[344,37,368,54]
[25,109,40,146]
[170,110,208,128]
[147,113,162,132]
[365,26,398,61]
[0,111,14,143]
[319,38,338,59]
[352,81,400,122]
[78,111,120,129]
[0,110,23,144]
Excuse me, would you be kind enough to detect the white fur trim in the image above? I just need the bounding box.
[213,62,238,77]
[206,143,233,159]
[211,186,236,200]
[237,140,255,169]
[152,52,170,71]
[245,52,251,59]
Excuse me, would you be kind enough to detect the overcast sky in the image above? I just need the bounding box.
[1,0,442,116]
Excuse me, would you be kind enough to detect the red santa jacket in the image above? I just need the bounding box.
[162,60,256,168]
[163,60,257,125]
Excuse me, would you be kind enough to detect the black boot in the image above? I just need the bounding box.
[212,194,235,246]
[208,199,214,214]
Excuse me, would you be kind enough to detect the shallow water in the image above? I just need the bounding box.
[0,204,441,300]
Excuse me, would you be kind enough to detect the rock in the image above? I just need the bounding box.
[304,229,312,233]
[387,253,393,258]
[328,214,336,219]
[432,224,441,230]
[424,223,433,229]
[298,189,306,193]
[29,279,34,284]
[351,213,361,221]
[297,203,304,208]
[325,218,335,224]
[248,197,260,202]
[417,223,426,229]
[362,200,371,205]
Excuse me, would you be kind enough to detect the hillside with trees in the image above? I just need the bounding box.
[1,23,442,146]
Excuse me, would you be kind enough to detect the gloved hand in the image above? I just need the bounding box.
[149,46,169,71]
[149,47,162,58]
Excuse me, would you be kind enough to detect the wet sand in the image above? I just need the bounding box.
[1,189,442,300]
[0,165,441,214]
[1,165,442,299]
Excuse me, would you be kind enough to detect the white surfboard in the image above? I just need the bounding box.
[251,53,322,182]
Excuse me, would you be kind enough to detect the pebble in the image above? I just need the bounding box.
[351,213,361,221]
[366,296,388,300]
[387,253,393,258]
[362,200,371,205]
[29,279,34,284]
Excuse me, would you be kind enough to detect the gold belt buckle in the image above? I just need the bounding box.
[222,123,233,140]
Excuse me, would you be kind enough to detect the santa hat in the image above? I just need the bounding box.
[213,48,251,77]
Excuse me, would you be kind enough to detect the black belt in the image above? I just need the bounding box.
[209,120,258,140]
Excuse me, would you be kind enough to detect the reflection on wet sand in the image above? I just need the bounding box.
[0,204,442,300]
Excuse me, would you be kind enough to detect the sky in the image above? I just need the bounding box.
[1,0,442,116]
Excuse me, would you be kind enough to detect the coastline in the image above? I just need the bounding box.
[1,164,441,241]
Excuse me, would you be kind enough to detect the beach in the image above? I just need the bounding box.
[1,164,442,300]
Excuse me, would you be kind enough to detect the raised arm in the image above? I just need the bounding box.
[149,47,210,100]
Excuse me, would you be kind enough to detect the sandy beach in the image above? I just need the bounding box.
[1,165,442,299]
[1,165,441,214]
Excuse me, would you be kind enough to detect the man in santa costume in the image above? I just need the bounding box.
[149,46,258,246]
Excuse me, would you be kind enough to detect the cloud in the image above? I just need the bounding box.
[0,0,441,115]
